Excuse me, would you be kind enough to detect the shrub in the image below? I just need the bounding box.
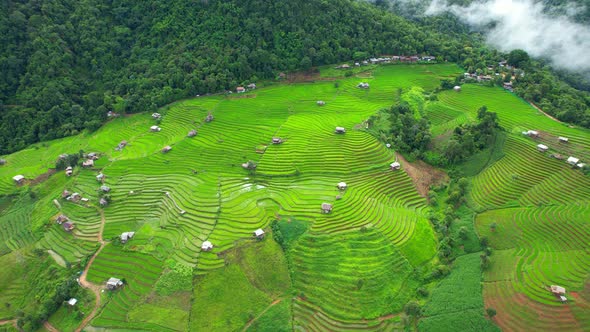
[417,287,429,297]
[459,226,468,240]
[486,307,497,318]
[404,301,422,316]
[480,253,490,270]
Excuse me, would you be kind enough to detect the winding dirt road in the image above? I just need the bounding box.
[74,209,107,332]
[0,319,17,327]
[43,321,60,332]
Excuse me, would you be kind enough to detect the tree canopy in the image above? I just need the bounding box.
[0,0,588,154]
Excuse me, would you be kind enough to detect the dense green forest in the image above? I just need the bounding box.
[1,0,589,154]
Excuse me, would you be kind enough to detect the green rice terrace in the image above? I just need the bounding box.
[0,63,589,332]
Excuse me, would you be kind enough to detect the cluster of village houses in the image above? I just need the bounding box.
[335,55,437,69]
[523,130,586,169]
[462,61,525,92]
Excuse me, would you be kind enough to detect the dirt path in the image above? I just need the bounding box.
[43,321,60,332]
[396,152,449,197]
[74,209,106,332]
[530,102,562,123]
[241,298,283,331]
[0,319,17,326]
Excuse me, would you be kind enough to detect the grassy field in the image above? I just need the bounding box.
[0,62,589,331]
[419,253,499,332]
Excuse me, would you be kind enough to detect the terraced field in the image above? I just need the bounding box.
[433,85,590,331]
[476,205,590,331]
[1,63,588,331]
[0,64,462,331]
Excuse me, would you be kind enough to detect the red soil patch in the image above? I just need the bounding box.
[485,290,583,332]
[396,152,449,197]
[228,94,257,100]
[30,168,56,186]
[286,68,338,83]
[286,69,321,83]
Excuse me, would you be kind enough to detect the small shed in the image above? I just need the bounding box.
[13,175,25,184]
[81,198,89,202]
[205,113,214,123]
[70,193,81,202]
[577,163,586,169]
[106,277,123,290]
[188,130,197,137]
[453,86,461,92]
[201,240,213,251]
[537,144,549,152]
[150,125,161,132]
[357,82,370,89]
[96,173,105,182]
[152,112,161,119]
[100,185,111,192]
[62,190,71,199]
[120,232,135,243]
[82,159,94,167]
[242,161,257,170]
[56,215,69,224]
[386,143,391,148]
[335,127,346,134]
[567,157,580,165]
[558,136,569,143]
[88,152,99,160]
[236,86,246,93]
[162,146,172,153]
[99,197,108,206]
[337,182,347,190]
[272,137,283,144]
[321,203,333,213]
[65,166,73,176]
[560,295,568,302]
[67,298,78,306]
[550,285,566,295]
[522,130,539,137]
[63,222,75,232]
[247,83,257,89]
[115,141,127,151]
[390,162,401,170]
[317,101,326,106]
[254,228,265,239]
[0,159,6,165]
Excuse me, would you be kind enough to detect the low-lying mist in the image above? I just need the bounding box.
[379,0,590,72]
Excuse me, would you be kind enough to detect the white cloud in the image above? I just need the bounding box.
[425,0,590,71]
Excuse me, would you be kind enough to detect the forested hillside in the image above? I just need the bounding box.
[0,0,433,154]
[1,0,589,155]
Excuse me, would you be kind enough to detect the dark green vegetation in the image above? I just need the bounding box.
[419,253,500,332]
[441,106,500,164]
[0,0,442,154]
[1,60,589,332]
[2,0,590,155]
